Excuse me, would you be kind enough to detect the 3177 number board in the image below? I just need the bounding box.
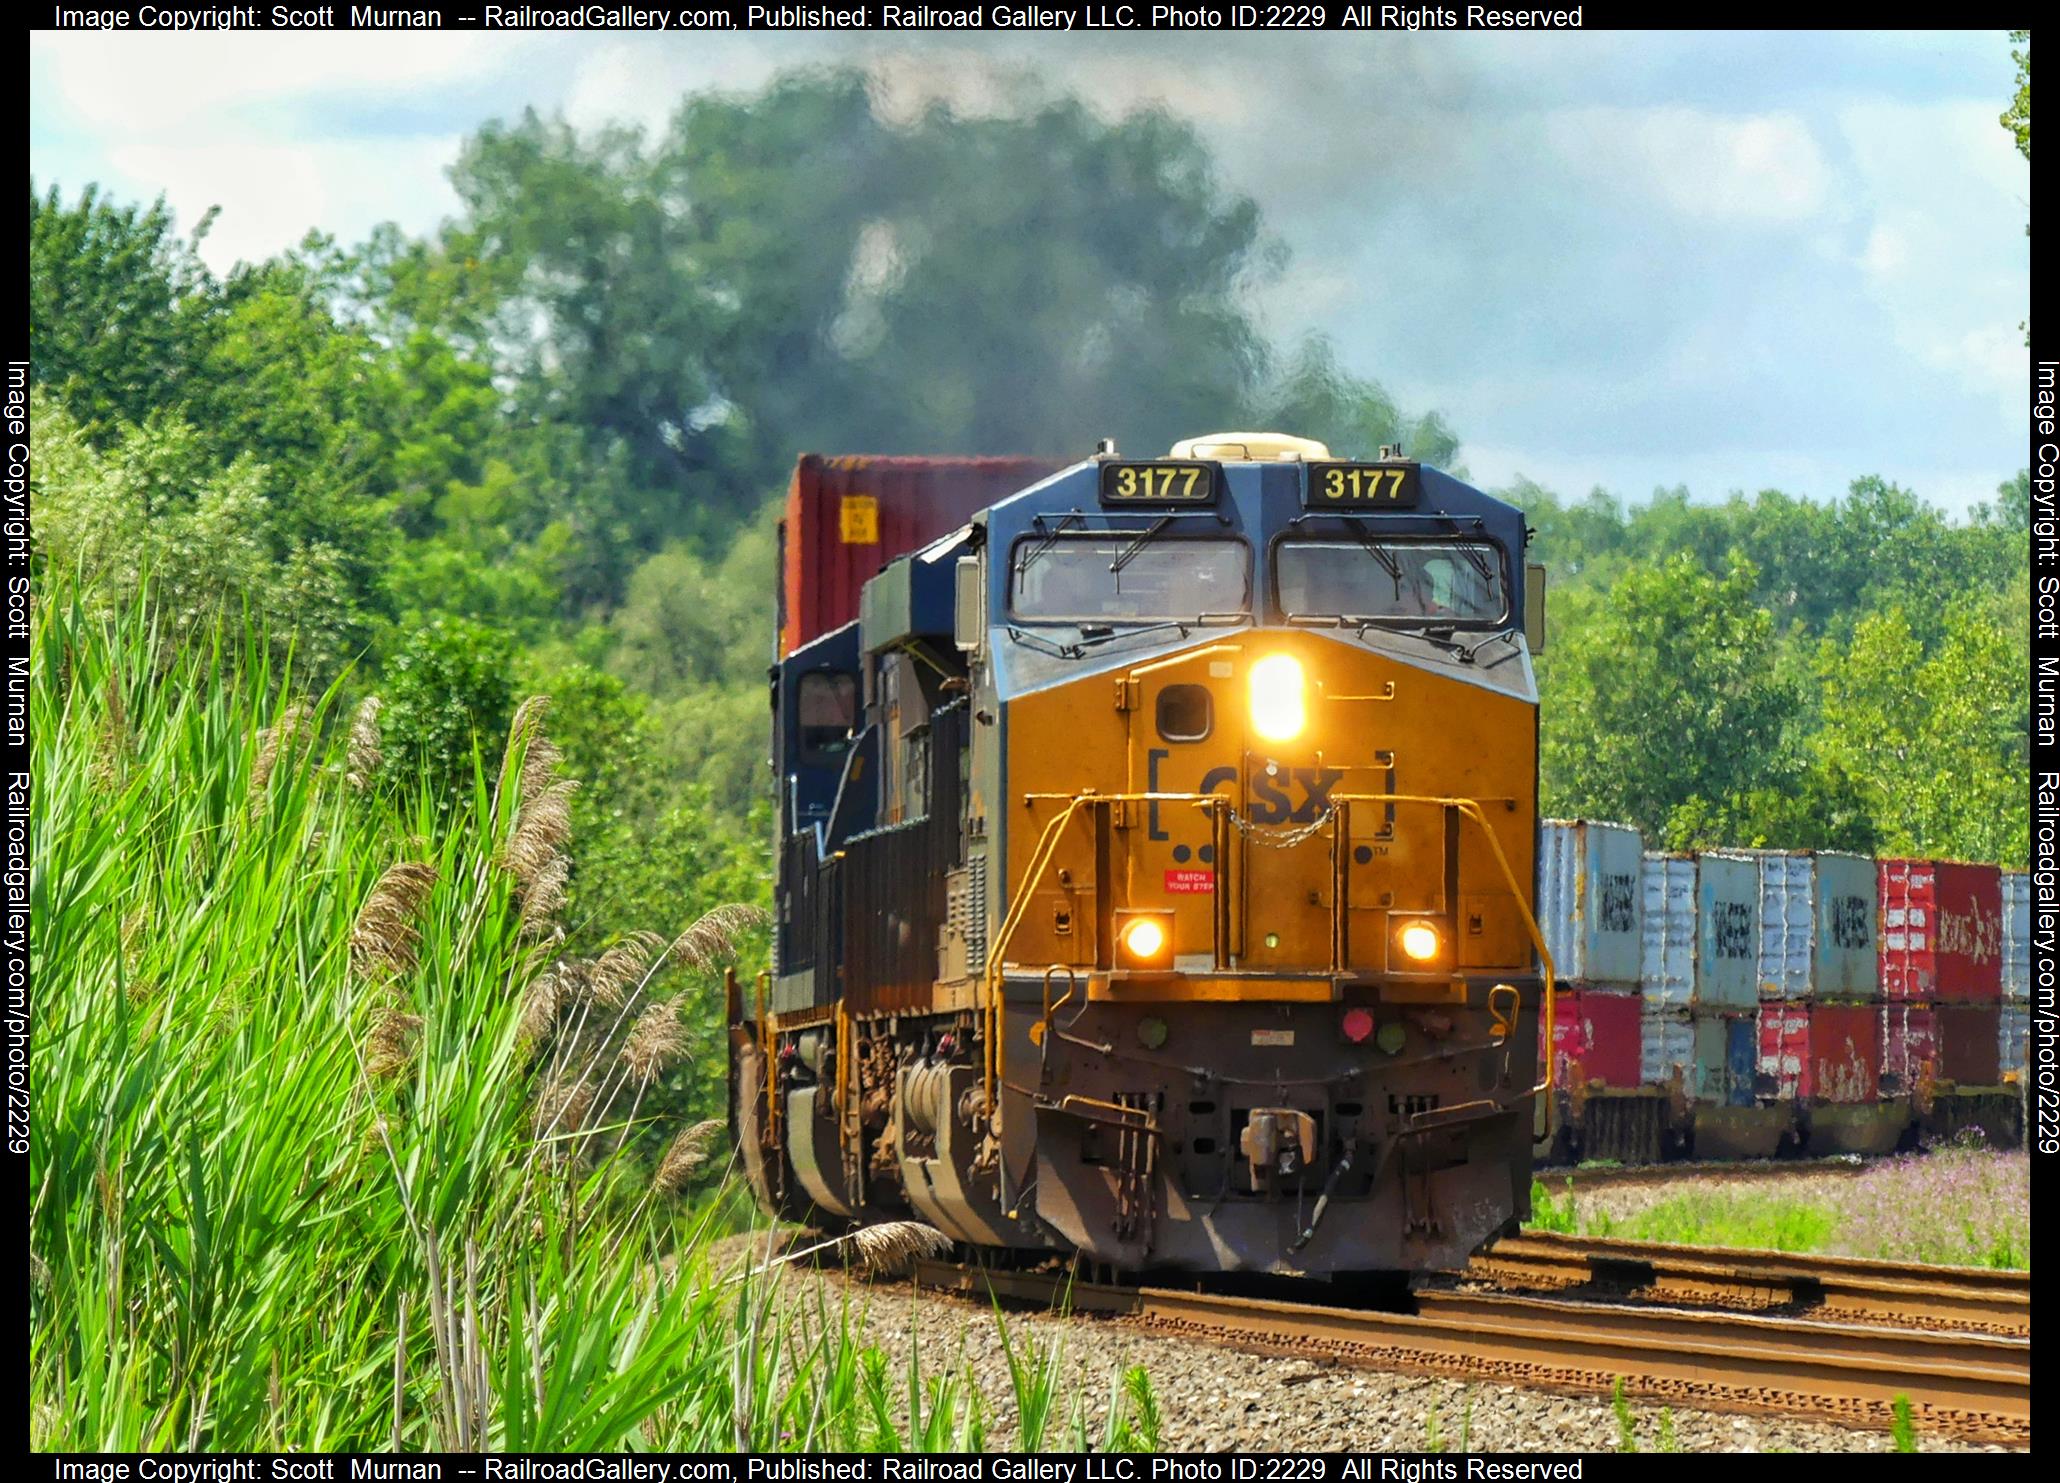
[1304,461,1422,509]
[1099,460,1219,505]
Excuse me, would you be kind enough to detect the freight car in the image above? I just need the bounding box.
[1534,842,2027,1167]
[731,433,1553,1275]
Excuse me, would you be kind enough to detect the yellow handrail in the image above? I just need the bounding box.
[982,789,1556,1110]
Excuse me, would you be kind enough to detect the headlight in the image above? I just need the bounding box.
[1115,910,1174,969]
[1398,921,1441,963]
[1248,654,1306,742]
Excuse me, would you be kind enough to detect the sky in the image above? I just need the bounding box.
[28,28,2031,515]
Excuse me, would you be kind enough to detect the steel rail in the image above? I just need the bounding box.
[1465,1231,2030,1334]
[907,1257,2029,1444]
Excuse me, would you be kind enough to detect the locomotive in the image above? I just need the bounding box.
[731,433,1553,1275]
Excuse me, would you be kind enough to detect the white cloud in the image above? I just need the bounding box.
[107,135,464,274]
[44,33,505,131]
[1544,105,1832,224]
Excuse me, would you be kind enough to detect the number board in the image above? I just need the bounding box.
[1305,461,1422,510]
[1099,461,1218,506]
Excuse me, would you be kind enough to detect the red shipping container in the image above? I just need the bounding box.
[1758,1003,1879,1104]
[1877,860,2003,1003]
[1933,1004,2002,1087]
[779,454,1067,658]
[1877,1003,1935,1095]
[1542,990,1642,1090]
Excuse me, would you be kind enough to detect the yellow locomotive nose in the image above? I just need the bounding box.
[1248,654,1307,742]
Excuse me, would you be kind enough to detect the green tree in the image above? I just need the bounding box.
[1540,554,1817,847]
[29,184,218,436]
[381,616,518,801]
[1814,597,2029,865]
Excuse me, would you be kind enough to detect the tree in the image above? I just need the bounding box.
[2003,30,2029,341]
[29,184,218,435]
[1539,554,1817,847]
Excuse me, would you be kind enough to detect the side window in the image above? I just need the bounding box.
[1156,684,1212,743]
[797,671,858,766]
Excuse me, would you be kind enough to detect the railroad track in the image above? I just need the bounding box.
[1535,1157,1872,1189]
[908,1255,2030,1444]
[1464,1231,2030,1335]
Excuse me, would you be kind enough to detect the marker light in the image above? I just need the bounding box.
[1398,921,1441,963]
[1249,654,1306,743]
[1114,910,1175,969]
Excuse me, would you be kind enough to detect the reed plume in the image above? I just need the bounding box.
[652,1119,726,1197]
[349,862,439,984]
[345,696,384,792]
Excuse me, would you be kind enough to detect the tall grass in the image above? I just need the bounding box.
[24,591,1002,1450]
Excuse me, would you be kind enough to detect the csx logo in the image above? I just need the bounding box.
[1243,763,1346,825]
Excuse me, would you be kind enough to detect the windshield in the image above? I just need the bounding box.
[1011,536,1248,623]
[1275,539,1507,626]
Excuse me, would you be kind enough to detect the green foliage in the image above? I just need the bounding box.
[1655,1407,1678,1453]
[1527,1178,1579,1233]
[1891,1394,1918,1453]
[1521,467,2028,865]
[32,391,368,677]
[1611,1377,1638,1453]
[380,616,517,800]
[1540,553,1819,849]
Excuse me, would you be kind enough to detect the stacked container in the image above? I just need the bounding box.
[1745,851,1880,1102]
[1539,821,1645,1094]
[1877,860,2004,1094]
[2000,870,2029,1078]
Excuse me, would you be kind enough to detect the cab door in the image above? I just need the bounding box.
[1122,648,1243,970]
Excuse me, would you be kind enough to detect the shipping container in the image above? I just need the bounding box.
[2000,870,2030,1003]
[1694,851,1761,1009]
[1540,820,1644,986]
[1878,860,2003,1003]
[1877,1003,1935,1097]
[1757,1002,1879,1103]
[1746,850,1879,1000]
[1639,1001,1693,1088]
[1689,1011,1758,1107]
[779,454,1066,658]
[2000,1004,2029,1076]
[1933,1004,2001,1087]
[1543,989,1643,1090]
[1639,852,1694,1006]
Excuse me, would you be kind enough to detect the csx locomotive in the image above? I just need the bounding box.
[731,433,1553,1275]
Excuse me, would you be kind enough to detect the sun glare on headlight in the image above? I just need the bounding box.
[1399,922,1440,963]
[1123,917,1167,960]
[1249,654,1306,742]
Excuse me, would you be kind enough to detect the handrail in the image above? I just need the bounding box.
[983,789,1556,1111]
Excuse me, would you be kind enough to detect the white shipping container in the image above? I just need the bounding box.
[2000,1004,2029,1076]
[1640,852,1695,1005]
[1744,850,1879,1001]
[2001,871,2030,1003]
[1539,819,1644,986]
[1640,1002,1694,1089]
[1695,852,1761,1009]
[1755,852,1815,1000]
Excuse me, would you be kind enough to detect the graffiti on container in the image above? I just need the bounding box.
[1829,894,1871,950]
[1818,1035,1871,1102]
[1937,903,2000,963]
[1711,901,1753,959]
[1599,873,1636,933]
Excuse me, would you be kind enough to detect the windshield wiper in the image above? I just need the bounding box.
[1109,515,1173,574]
[1018,511,1085,577]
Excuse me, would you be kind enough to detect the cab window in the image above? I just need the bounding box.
[1010,536,1248,624]
[797,670,858,765]
[1275,539,1506,626]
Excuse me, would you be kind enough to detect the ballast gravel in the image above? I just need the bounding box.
[711,1234,2012,1455]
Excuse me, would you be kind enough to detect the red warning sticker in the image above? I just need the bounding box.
[1164,869,1215,894]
